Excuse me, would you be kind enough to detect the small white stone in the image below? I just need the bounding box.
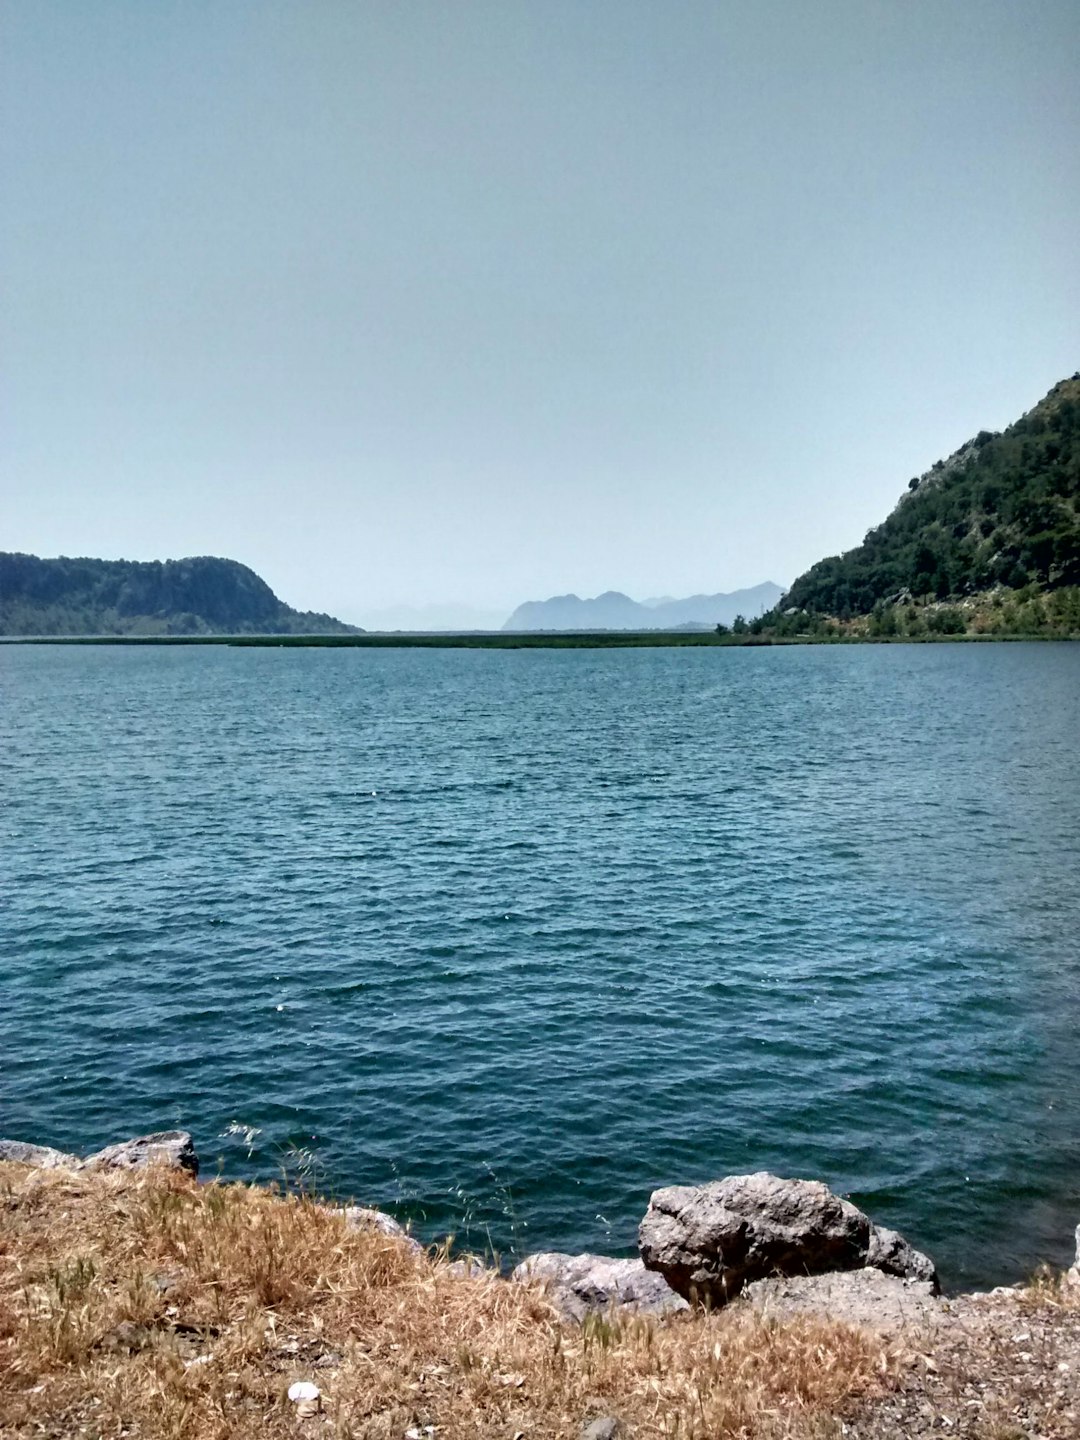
[288,1381,320,1403]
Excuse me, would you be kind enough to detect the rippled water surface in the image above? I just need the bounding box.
[3,641,1080,1287]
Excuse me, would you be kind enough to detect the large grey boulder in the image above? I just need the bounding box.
[0,1139,80,1169]
[82,1131,199,1177]
[639,1173,873,1305]
[866,1224,939,1290]
[512,1251,688,1323]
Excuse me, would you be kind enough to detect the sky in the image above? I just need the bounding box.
[2,1,1077,628]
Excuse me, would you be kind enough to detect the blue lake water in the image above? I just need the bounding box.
[2,641,1079,1289]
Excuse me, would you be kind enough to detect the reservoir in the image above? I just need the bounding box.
[3,640,1078,1290]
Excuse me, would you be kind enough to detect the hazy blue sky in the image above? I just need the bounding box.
[3,1,1077,625]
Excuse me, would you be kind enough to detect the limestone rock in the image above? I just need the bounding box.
[445,1256,491,1279]
[742,1267,943,1333]
[512,1251,688,1323]
[639,1173,872,1304]
[581,1419,624,1440]
[339,1205,422,1252]
[0,1139,80,1169]
[341,1205,406,1238]
[1066,1224,1080,1287]
[82,1131,198,1177]
[866,1224,939,1291]
[639,1172,941,1308]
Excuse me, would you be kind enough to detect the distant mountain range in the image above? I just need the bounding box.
[0,553,357,636]
[503,583,784,632]
[11,378,1075,642]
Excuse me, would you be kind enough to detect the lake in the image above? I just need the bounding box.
[2,640,1079,1290]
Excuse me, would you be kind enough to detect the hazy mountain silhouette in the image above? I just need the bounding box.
[503,583,784,631]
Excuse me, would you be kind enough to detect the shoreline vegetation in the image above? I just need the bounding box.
[4,1134,1080,1438]
[3,621,1078,649]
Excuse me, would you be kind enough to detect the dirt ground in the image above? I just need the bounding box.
[845,1281,1080,1440]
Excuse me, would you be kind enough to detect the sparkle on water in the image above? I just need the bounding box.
[3,641,1079,1289]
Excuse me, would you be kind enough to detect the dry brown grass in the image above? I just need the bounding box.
[0,1162,898,1439]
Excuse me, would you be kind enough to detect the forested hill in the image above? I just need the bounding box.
[0,554,357,636]
[783,375,1080,617]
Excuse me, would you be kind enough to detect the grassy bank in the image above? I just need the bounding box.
[3,629,1078,649]
[0,1162,893,1439]
[1,631,728,649]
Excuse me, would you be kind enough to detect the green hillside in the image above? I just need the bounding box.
[0,554,356,636]
[780,376,1080,629]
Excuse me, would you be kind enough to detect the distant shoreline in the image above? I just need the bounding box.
[2,631,1078,649]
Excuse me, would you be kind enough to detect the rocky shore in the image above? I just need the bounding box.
[4,1129,1080,1437]
[0,1129,947,1326]
[0,1131,199,1176]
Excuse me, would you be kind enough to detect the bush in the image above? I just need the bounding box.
[926,607,966,635]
